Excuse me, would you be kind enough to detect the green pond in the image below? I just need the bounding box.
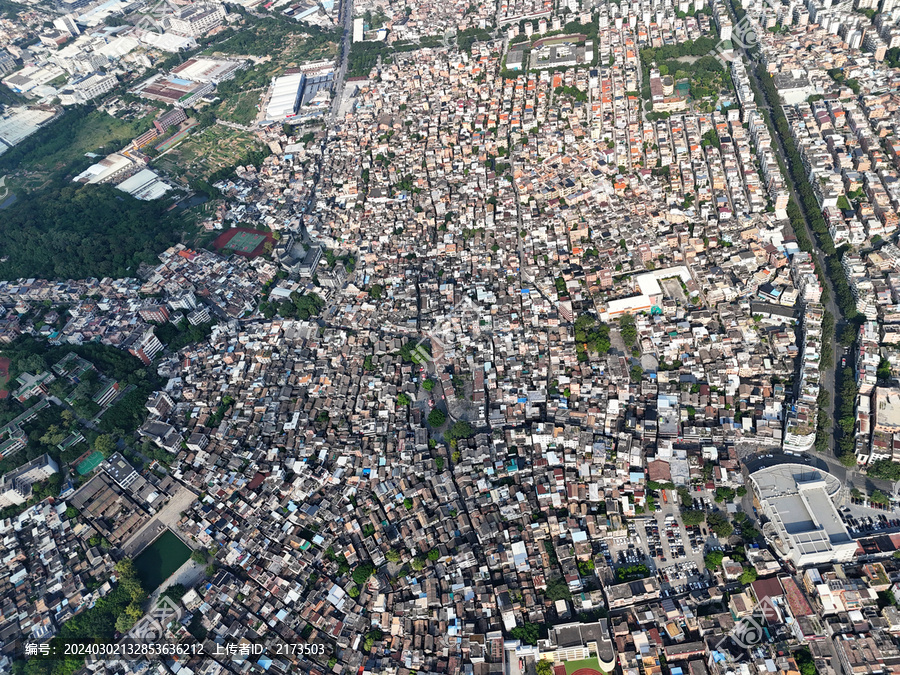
[134,530,191,591]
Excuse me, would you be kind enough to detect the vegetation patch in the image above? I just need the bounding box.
[0,183,187,280]
[215,88,262,126]
[0,108,150,178]
[152,124,269,186]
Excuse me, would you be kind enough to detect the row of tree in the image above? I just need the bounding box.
[753,62,858,321]
[834,368,860,467]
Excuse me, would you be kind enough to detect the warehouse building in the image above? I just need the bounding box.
[265,72,306,121]
[116,169,173,201]
[171,57,244,84]
[132,73,212,108]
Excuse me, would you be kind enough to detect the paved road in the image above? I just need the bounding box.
[329,0,355,122]
[216,118,255,133]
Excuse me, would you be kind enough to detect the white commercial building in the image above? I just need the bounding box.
[750,464,857,567]
[0,454,59,507]
[53,15,80,37]
[2,63,67,95]
[58,71,117,105]
[601,266,692,321]
[167,3,226,37]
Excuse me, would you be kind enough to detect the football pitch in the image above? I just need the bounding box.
[77,451,104,476]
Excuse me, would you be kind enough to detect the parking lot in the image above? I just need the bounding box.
[601,521,653,571]
[601,488,722,593]
[649,495,717,590]
[839,503,900,538]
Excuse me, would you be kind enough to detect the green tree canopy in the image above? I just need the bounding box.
[427,409,446,427]
[574,314,612,354]
[707,511,734,538]
[619,314,638,346]
[0,184,188,281]
[704,551,725,569]
[351,562,375,585]
[93,434,116,457]
[510,622,540,645]
[681,509,705,526]
[545,576,572,601]
[445,420,473,441]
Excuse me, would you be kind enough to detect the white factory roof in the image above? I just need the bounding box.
[135,29,198,52]
[96,35,140,58]
[0,106,56,148]
[72,152,134,184]
[76,0,132,26]
[171,57,244,83]
[116,169,172,200]
[265,73,305,120]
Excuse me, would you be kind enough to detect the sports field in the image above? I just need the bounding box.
[77,451,104,476]
[155,122,197,153]
[0,356,9,399]
[226,231,266,253]
[212,227,275,257]
[564,658,604,675]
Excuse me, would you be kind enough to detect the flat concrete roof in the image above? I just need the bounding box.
[750,463,854,563]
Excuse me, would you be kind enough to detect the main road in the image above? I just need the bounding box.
[329,0,355,122]
[724,0,845,461]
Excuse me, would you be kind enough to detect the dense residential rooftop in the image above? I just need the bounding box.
[1,0,900,671]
